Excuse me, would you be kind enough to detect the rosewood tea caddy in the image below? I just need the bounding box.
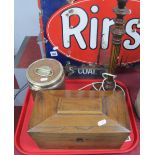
[28,90,130,149]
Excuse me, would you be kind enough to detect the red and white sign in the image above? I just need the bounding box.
[47,0,140,64]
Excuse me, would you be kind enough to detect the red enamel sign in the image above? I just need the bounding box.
[47,0,140,64]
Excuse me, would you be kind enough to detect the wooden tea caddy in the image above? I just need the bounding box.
[28,90,130,149]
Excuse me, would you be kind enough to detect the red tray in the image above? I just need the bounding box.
[15,79,139,155]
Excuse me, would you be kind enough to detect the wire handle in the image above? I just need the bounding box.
[35,66,53,77]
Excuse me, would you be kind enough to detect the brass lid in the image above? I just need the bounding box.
[26,58,64,91]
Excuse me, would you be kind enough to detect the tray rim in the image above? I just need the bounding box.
[15,79,139,155]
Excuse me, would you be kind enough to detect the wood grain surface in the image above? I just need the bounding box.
[28,90,130,149]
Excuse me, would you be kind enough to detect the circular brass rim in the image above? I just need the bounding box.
[26,58,64,89]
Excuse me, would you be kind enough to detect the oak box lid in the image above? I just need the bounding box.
[28,90,130,134]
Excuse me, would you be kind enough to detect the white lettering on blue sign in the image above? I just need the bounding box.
[50,50,58,56]
[78,68,96,75]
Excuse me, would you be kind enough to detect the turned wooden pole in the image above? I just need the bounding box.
[108,0,130,74]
